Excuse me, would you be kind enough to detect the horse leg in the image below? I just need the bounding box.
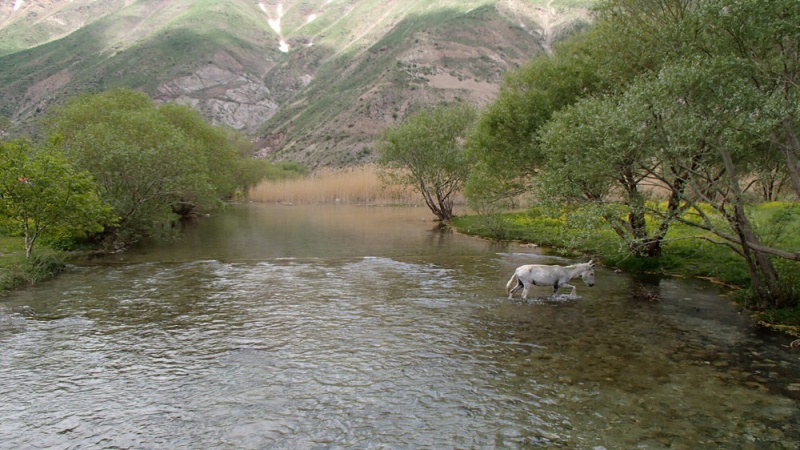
[510,280,524,298]
[507,274,523,299]
[521,281,531,299]
[562,283,577,298]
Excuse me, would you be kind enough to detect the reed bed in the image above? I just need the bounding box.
[248,165,435,205]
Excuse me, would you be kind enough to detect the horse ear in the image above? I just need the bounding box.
[588,257,597,267]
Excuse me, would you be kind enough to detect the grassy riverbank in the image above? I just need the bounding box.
[0,236,67,292]
[453,209,751,284]
[452,204,800,332]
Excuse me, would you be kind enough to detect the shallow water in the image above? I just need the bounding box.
[1,204,798,449]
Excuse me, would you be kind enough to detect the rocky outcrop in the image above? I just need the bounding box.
[157,65,279,132]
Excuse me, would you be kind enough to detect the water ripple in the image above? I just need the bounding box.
[2,243,799,449]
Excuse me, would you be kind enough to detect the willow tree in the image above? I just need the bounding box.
[645,57,800,309]
[464,45,601,210]
[43,88,247,246]
[377,103,477,221]
[536,88,694,258]
[692,0,800,200]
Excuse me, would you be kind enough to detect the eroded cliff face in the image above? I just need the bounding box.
[157,65,279,131]
[0,0,591,166]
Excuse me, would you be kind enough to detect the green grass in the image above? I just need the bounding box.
[0,235,67,292]
[0,235,23,266]
[455,203,800,283]
[453,202,800,330]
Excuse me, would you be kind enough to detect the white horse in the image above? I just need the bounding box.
[506,259,596,299]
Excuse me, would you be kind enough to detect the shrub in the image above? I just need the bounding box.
[0,250,66,291]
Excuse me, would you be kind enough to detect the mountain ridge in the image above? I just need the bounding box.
[0,0,592,166]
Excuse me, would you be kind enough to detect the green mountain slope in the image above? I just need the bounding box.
[0,0,592,166]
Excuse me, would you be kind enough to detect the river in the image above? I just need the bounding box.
[1,204,798,449]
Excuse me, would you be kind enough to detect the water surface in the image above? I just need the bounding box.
[1,204,798,449]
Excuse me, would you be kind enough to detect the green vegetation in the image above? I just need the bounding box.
[1,88,297,291]
[41,88,279,247]
[44,89,223,246]
[454,204,793,284]
[0,138,113,257]
[0,218,67,291]
[377,103,477,221]
[0,248,67,292]
[455,0,800,312]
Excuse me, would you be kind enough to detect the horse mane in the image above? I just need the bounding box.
[567,259,597,269]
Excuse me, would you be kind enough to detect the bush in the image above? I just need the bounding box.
[0,250,66,291]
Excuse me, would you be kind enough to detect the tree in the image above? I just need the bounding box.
[158,103,241,200]
[537,90,690,257]
[43,88,248,246]
[0,139,112,257]
[691,0,800,200]
[378,103,477,221]
[464,48,601,207]
[644,57,799,308]
[462,0,686,209]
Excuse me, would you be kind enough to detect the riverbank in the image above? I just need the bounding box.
[451,207,800,335]
[0,236,67,293]
[248,164,465,206]
[3,177,798,335]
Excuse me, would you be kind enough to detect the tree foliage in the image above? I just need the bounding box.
[469,0,800,308]
[378,103,477,221]
[43,88,254,246]
[464,48,601,206]
[537,92,686,257]
[0,139,112,257]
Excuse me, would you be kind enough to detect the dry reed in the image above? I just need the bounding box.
[248,165,430,205]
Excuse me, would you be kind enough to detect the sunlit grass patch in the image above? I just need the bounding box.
[454,201,800,292]
[454,207,621,257]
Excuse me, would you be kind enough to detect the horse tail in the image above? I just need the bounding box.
[506,272,519,295]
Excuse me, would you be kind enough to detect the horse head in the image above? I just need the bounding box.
[581,261,596,287]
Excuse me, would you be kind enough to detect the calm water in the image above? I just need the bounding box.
[1,204,798,449]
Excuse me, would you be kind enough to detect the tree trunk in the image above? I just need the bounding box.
[626,183,663,257]
[719,147,791,309]
[628,208,664,257]
[729,202,788,308]
[418,181,452,221]
[782,119,800,199]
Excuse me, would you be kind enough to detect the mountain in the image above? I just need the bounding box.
[0,0,592,166]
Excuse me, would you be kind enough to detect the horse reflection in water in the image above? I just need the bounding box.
[506,259,596,300]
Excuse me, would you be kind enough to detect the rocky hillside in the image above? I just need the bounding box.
[0,0,592,166]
